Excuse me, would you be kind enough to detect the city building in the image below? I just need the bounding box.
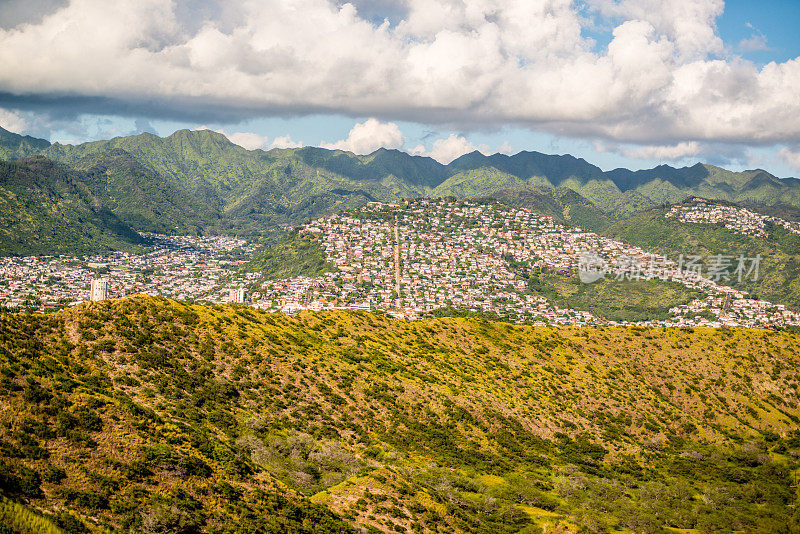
[230,287,246,304]
[90,279,109,301]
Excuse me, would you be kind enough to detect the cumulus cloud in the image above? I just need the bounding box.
[321,118,404,154]
[221,130,304,150]
[497,140,514,155]
[410,134,491,164]
[621,141,703,160]
[589,0,724,58]
[778,147,800,171]
[269,134,303,149]
[0,108,29,134]
[738,34,770,53]
[0,0,799,150]
[227,131,270,150]
[594,140,702,161]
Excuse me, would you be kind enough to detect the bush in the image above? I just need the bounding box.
[75,408,103,432]
[140,490,205,534]
[42,465,67,484]
[0,462,43,499]
[53,511,88,533]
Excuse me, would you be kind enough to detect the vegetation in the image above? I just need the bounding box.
[603,205,800,309]
[1,296,799,532]
[480,187,613,233]
[244,232,334,280]
[525,271,704,322]
[39,130,436,234]
[0,157,145,256]
[2,127,800,248]
[0,127,50,162]
[0,497,66,534]
[72,149,216,235]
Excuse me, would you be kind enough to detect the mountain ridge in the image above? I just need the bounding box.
[4,124,798,193]
[1,125,800,239]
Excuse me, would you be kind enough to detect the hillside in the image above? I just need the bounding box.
[525,273,704,322]
[1,127,800,240]
[243,231,334,281]
[603,202,800,310]
[0,157,145,256]
[70,149,218,234]
[39,130,438,233]
[0,127,50,161]
[485,187,613,232]
[1,296,799,533]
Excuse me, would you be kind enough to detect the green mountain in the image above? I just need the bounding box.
[437,153,800,216]
[0,126,50,161]
[484,186,613,232]
[606,163,800,209]
[1,296,799,533]
[69,149,218,234]
[244,231,334,281]
[0,157,144,256]
[2,125,800,245]
[433,151,624,212]
[39,130,441,233]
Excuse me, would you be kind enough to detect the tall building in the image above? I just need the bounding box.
[90,279,109,302]
[230,287,246,304]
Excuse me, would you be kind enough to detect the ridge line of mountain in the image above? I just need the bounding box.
[2,124,796,189]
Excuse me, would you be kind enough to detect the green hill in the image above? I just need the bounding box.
[0,157,145,256]
[606,164,800,211]
[1,296,799,533]
[244,231,334,281]
[38,130,439,233]
[602,203,800,309]
[485,187,613,232]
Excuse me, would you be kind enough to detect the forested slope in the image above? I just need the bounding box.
[1,297,798,533]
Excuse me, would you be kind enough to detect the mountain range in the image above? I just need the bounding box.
[1,125,800,255]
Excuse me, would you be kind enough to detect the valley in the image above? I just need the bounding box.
[2,127,800,534]
[3,197,799,330]
[4,3,800,533]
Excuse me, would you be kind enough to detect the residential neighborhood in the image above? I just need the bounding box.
[2,198,798,329]
[0,235,259,310]
[666,198,800,238]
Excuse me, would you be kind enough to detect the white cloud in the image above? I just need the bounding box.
[778,147,800,170]
[589,0,724,58]
[411,134,490,164]
[0,108,29,134]
[497,140,514,155]
[220,130,304,150]
[321,118,404,154]
[270,135,303,149]
[594,140,702,161]
[0,0,799,149]
[227,131,270,150]
[738,34,770,53]
[626,141,702,160]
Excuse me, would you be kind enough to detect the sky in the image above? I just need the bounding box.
[1,0,800,175]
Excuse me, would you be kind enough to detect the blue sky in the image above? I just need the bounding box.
[2,0,800,176]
